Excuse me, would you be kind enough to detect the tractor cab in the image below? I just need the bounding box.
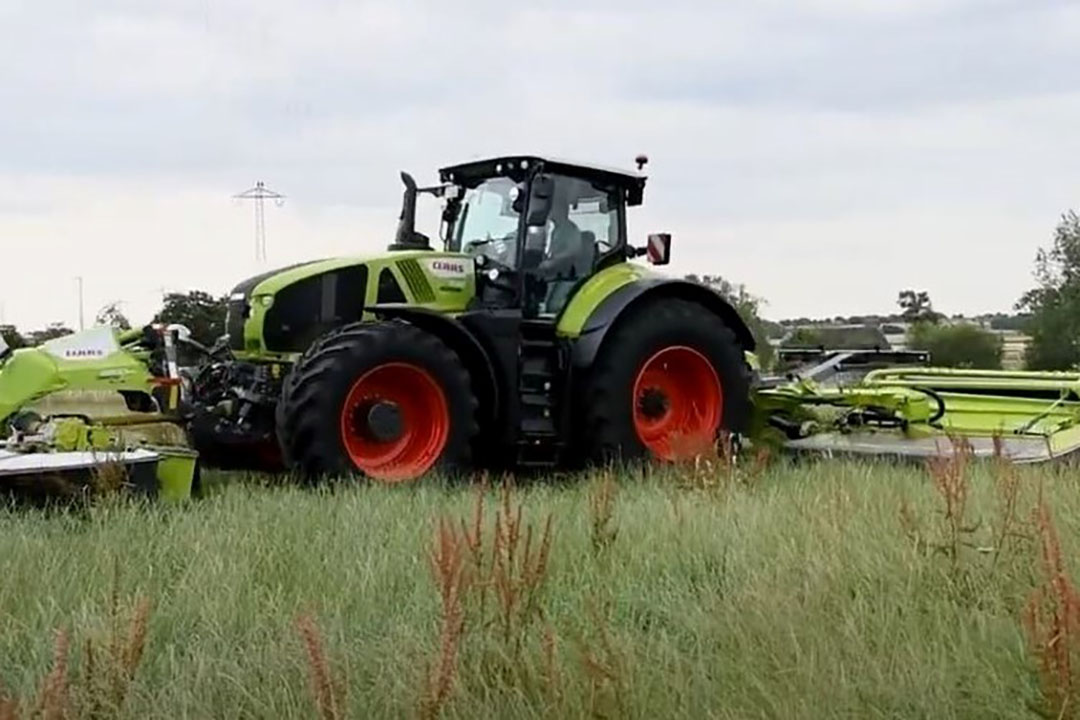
[436,155,666,318]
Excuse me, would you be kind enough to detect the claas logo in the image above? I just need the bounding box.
[64,349,104,358]
[432,261,466,273]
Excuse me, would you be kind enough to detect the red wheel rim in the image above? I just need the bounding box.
[632,346,724,460]
[339,362,450,482]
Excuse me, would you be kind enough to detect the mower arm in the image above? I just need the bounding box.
[0,327,160,427]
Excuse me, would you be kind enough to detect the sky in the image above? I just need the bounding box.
[2,0,1080,329]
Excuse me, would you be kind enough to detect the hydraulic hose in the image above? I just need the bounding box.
[908,386,947,427]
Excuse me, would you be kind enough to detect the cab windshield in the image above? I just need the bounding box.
[455,178,520,267]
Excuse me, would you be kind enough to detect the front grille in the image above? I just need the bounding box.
[263,266,368,353]
[397,259,435,302]
[227,298,248,350]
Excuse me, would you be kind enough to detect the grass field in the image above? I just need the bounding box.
[2,453,1078,719]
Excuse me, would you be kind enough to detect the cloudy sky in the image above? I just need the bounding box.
[2,0,1080,329]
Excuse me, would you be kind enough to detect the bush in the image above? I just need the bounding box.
[0,324,25,350]
[988,314,1032,332]
[908,322,1003,369]
[780,325,890,350]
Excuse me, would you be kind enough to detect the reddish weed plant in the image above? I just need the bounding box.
[924,435,980,570]
[990,434,1032,569]
[81,594,152,717]
[33,629,70,720]
[420,479,554,718]
[296,614,348,720]
[0,587,152,720]
[419,516,469,720]
[668,429,770,495]
[539,623,562,707]
[1024,491,1080,719]
[574,602,626,720]
[489,481,554,647]
[587,470,618,556]
[903,434,1034,575]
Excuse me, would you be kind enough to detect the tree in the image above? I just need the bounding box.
[782,327,825,347]
[779,325,890,350]
[907,322,1003,369]
[897,289,941,324]
[153,291,228,347]
[27,323,74,345]
[684,274,775,369]
[0,324,25,350]
[95,301,131,330]
[988,314,1032,332]
[1017,211,1080,370]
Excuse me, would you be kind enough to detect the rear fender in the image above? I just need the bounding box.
[368,305,499,426]
[568,279,756,370]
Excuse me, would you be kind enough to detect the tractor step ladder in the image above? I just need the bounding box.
[515,320,565,468]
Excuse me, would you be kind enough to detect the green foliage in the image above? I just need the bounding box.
[683,274,775,369]
[95,301,132,331]
[26,323,74,345]
[0,324,25,350]
[780,325,890,350]
[153,290,228,347]
[1017,211,1080,370]
[897,289,941,324]
[782,327,824,347]
[987,314,1032,332]
[907,321,1003,369]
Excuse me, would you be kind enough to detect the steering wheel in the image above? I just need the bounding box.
[466,233,514,263]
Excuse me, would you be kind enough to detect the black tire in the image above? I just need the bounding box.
[278,320,479,482]
[275,324,353,470]
[582,298,752,464]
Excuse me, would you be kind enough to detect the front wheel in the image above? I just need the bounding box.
[582,298,751,464]
[277,321,478,483]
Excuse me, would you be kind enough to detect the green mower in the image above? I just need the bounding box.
[5,153,1080,493]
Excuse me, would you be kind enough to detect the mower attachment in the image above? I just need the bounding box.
[0,417,198,502]
[757,361,1080,465]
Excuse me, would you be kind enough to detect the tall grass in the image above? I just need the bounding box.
[0,458,1077,717]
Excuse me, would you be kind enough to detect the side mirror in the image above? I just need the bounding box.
[526,174,554,227]
[646,233,671,265]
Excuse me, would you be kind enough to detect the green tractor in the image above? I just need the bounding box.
[187,154,755,481]
[10,152,1080,495]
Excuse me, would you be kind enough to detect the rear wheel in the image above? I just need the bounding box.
[278,321,478,483]
[583,299,751,463]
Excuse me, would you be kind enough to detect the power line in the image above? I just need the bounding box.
[233,181,286,262]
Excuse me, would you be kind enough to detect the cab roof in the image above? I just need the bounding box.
[439,155,648,206]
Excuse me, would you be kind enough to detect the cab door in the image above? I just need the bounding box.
[519,174,626,319]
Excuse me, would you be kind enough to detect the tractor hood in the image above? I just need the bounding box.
[225,251,477,356]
